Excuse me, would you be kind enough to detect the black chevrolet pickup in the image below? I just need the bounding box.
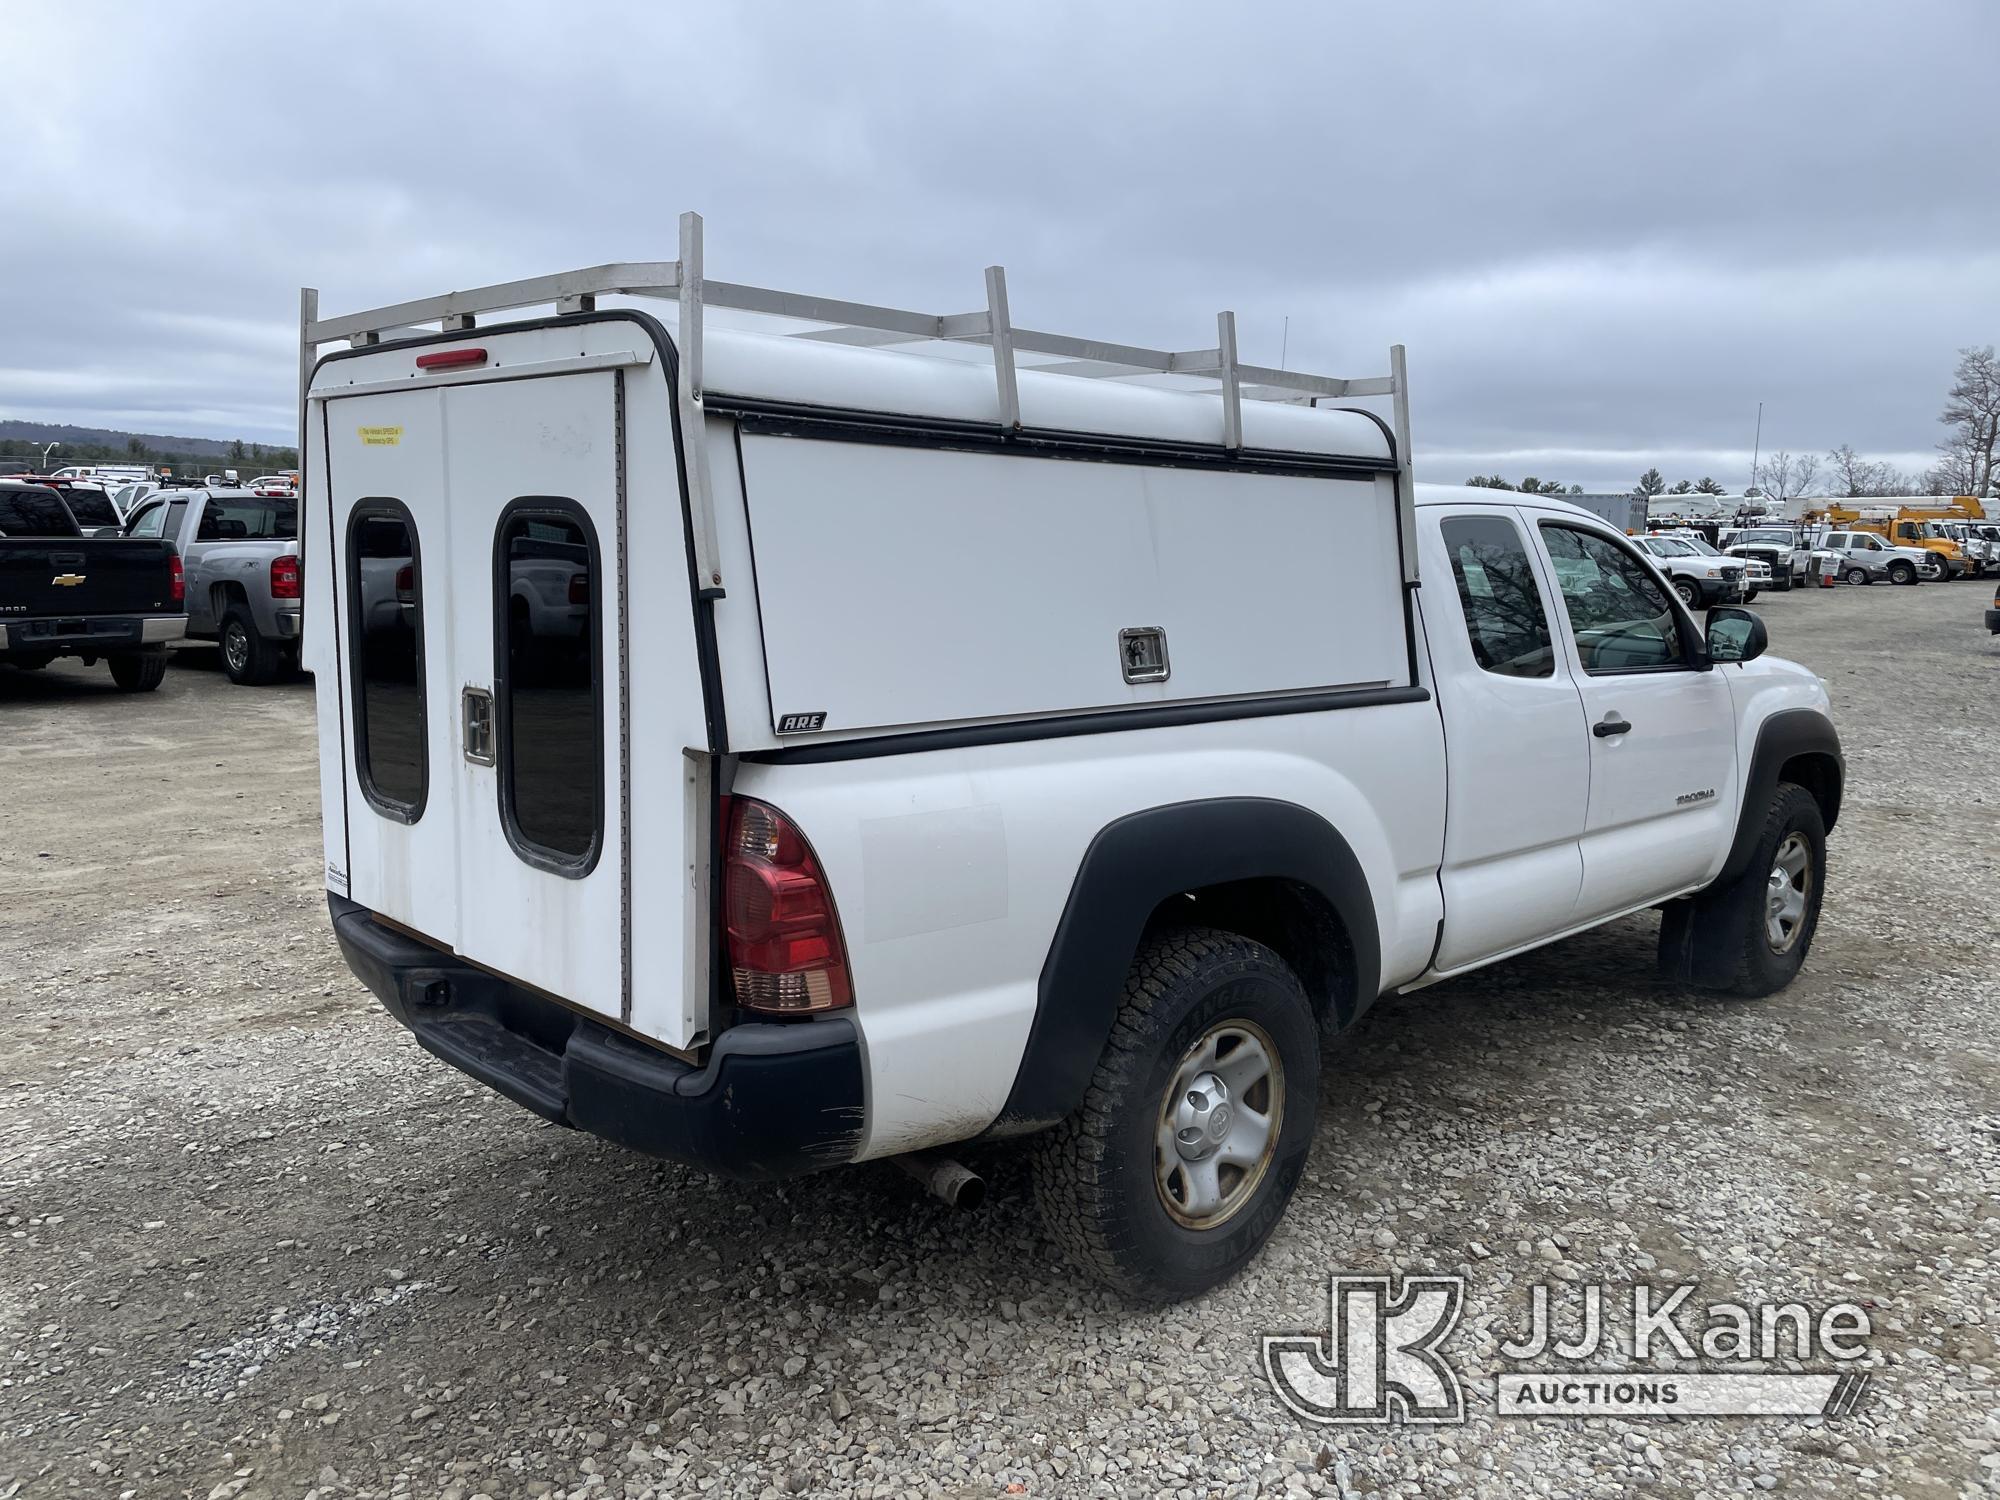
[0,482,186,691]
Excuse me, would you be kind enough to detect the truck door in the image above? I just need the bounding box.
[317,343,714,1050]
[1533,520,1737,918]
[1422,506,1590,969]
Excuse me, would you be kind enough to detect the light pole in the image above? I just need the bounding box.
[1748,402,1762,497]
[41,440,59,471]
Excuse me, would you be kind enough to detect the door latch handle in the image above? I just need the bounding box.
[462,686,495,765]
[1593,716,1633,738]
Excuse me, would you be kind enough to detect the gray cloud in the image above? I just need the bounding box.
[3,0,1995,491]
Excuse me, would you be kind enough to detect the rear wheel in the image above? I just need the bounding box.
[1032,928,1319,1303]
[221,607,284,685]
[1888,560,1917,585]
[1843,566,1869,586]
[1658,783,1826,998]
[1673,578,1699,610]
[108,646,168,692]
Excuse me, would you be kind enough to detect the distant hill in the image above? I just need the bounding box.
[0,419,247,459]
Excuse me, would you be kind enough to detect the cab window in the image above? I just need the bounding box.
[1441,515,1555,679]
[1539,524,1688,674]
[125,500,166,537]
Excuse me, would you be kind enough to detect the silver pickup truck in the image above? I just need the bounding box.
[123,488,302,683]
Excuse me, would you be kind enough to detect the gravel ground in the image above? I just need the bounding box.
[3,584,1997,1500]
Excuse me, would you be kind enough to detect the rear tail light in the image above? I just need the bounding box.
[269,554,302,600]
[723,796,852,1014]
[168,551,184,603]
[567,571,589,606]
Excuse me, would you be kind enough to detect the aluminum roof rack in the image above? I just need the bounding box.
[301,211,1416,586]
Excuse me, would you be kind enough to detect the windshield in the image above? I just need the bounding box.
[1645,538,1694,556]
[1681,536,1721,555]
[1740,530,1793,545]
[60,487,119,526]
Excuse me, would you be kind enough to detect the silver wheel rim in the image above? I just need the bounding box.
[1155,1018,1283,1230]
[224,626,249,673]
[1923,556,1943,579]
[1765,832,1813,953]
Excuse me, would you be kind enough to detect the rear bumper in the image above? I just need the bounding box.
[328,893,864,1180]
[4,613,185,654]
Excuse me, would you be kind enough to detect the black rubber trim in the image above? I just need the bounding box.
[717,395,1398,480]
[344,497,427,825]
[492,495,605,877]
[1714,709,1844,886]
[740,685,1431,766]
[988,797,1381,1134]
[328,893,863,1180]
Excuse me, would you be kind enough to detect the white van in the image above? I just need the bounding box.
[302,218,1842,1300]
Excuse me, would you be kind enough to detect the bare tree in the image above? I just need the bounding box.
[1826,443,1882,497]
[1938,347,2000,497]
[1754,451,1821,506]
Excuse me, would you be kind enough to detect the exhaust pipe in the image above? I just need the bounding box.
[892,1151,985,1211]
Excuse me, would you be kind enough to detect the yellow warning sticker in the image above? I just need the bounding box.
[358,425,403,446]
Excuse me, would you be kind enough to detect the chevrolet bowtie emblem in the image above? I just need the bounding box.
[52,573,86,587]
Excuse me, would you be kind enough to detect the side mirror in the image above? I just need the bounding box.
[1706,606,1767,664]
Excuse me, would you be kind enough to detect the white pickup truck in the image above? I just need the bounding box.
[302,223,1843,1302]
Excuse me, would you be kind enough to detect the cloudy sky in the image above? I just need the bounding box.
[4,0,1996,491]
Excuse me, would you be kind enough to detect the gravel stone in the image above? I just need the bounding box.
[0,586,1995,1496]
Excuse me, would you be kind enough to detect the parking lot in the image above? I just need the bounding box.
[2,583,1996,1499]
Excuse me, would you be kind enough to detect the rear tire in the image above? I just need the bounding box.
[221,607,284,685]
[1843,566,1869,586]
[1031,927,1320,1303]
[1888,561,1917,585]
[1673,578,1699,610]
[1657,783,1825,999]
[108,647,168,692]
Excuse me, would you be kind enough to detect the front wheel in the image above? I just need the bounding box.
[1888,561,1917,585]
[1744,588,1759,603]
[107,647,168,692]
[1920,554,1946,582]
[1031,928,1320,1303]
[1673,578,1700,610]
[1658,783,1826,998]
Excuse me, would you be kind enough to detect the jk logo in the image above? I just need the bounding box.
[1262,1275,1466,1424]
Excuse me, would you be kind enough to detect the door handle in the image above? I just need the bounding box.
[1593,716,1633,739]
[462,686,495,765]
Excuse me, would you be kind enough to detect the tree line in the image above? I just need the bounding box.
[1465,346,1999,506]
[0,436,300,472]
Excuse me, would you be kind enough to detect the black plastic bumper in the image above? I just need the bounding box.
[329,893,864,1180]
[1986,607,2000,634]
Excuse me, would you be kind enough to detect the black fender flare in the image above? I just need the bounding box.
[988,797,1380,1135]
[1715,708,1844,886]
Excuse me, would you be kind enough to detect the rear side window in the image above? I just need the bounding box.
[495,500,601,873]
[1540,524,1688,673]
[0,488,79,536]
[62,488,118,527]
[1441,515,1555,679]
[125,501,166,537]
[196,496,298,541]
[347,502,426,821]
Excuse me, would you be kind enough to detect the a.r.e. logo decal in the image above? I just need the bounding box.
[777,712,827,734]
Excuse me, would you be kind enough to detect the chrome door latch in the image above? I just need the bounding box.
[462,686,495,765]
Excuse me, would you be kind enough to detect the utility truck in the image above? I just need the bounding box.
[302,218,1843,1301]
